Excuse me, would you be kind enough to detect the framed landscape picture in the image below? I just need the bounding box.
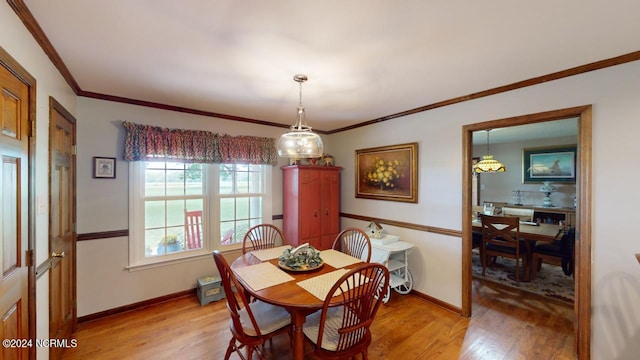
[523,145,576,183]
[355,142,418,203]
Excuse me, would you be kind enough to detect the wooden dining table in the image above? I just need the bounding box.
[230,246,363,360]
[472,219,561,281]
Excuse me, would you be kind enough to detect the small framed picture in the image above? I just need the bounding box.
[93,157,116,179]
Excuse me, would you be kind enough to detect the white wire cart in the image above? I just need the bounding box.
[369,236,415,303]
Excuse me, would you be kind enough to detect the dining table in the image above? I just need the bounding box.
[472,218,562,281]
[230,245,364,360]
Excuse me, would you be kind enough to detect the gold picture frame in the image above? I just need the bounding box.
[355,142,418,203]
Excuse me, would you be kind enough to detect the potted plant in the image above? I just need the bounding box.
[157,234,182,254]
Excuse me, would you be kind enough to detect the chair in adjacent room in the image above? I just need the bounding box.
[212,251,292,360]
[242,224,286,254]
[332,228,372,262]
[502,206,535,222]
[480,215,527,285]
[531,227,576,279]
[303,262,390,359]
[185,210,203,249]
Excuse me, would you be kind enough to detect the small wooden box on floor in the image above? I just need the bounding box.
[197,275,225,305]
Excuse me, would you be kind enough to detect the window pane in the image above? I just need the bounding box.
[220,198,235,221]
[166,170,186,195]
[145,228,164,256]
[236,171,249,193]
[145,169,166,196]
[166,162,184,170]
[166,200,185,227]
[236,220,250,242]
[249,197,262,218]
[185,199,203,213]
[185,164,203,195]
[236,197,249,219]
[248,170,262,193]
[219,164,233,194]
[145,201,165,228]
[220,221,235,244]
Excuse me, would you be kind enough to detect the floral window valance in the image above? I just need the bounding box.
[123,121,278,165]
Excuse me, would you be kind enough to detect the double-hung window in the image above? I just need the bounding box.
[129,161,271,268]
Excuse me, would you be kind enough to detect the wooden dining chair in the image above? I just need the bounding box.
[242,224,286,254]
[332,228,372,262]
[185,210,203,249]
[532,227,575,279]
[480,215,527,285]
[303,263,389,359]
[212,251,292,360]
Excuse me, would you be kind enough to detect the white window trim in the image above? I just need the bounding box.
[128,162,272,270]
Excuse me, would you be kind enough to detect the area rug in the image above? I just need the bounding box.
[471,249,574,303]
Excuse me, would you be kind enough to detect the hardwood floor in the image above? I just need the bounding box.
[62,278,574,360]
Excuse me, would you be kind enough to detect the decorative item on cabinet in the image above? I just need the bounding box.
[282,165,342,250]
[322,154,334,166]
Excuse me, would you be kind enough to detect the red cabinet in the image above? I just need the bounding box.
[282,165,341,250]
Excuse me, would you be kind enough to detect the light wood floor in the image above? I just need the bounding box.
[62,278,575,360]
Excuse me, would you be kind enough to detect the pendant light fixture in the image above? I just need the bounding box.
[474,129,506,173]
[276,74,324,158]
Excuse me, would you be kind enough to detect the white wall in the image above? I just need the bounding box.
[475,135,577,208]
[75,98,291,316]
[1,3,77,359]
[328,60,640,359]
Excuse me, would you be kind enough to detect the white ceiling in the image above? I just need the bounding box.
[22,1,640,134]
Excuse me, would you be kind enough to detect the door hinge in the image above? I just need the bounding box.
[25,249,34,267]
[72,145,77,155]
[29,120,35,137]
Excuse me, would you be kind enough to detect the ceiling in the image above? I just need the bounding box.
[19,1,640,135]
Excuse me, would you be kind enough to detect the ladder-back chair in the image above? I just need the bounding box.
[480,215,527,285]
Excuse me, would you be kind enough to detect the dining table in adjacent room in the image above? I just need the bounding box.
[230,245,364,360]
[472,218,562,281]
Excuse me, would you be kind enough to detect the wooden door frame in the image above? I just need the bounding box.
[0,45,37,359]
[461,105,592,358]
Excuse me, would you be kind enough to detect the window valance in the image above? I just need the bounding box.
[123,121,278,165]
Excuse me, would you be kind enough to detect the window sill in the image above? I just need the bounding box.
[126,245,243,272]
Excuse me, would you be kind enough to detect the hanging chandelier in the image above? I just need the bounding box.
[276,74,324,158]
[474,130,505,173]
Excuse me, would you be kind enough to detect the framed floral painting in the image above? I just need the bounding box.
[355,142,418,203]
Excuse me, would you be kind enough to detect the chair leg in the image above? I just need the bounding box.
[224,338,236,360]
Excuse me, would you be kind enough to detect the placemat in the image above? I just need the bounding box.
[251,245,292,261]
[232,262,294,291]
[296,268,372,300]
[320,249,362,269]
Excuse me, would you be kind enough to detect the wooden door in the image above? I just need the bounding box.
[48,99,76,360]
[0,57,30,360]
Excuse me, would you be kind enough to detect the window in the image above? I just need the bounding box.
[129,161,271,268]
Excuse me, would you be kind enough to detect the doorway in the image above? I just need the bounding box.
[461,105,592,358]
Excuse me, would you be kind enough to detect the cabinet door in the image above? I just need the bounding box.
[320,169,340,248]
[299,169,321,248]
